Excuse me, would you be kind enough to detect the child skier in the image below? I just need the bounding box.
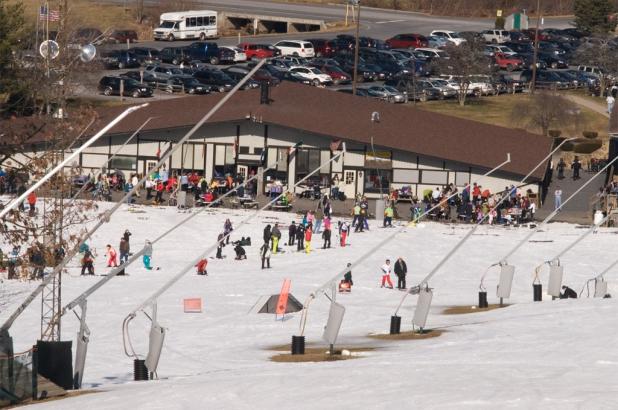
[143,240,153,270]
[380,259,394,289]
[340,221,349,247]
[196,258,208,275]
[105,244,118,267]
[81,250,95,276]
[304,223,313,254]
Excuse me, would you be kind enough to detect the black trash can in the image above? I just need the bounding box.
[36,340,73,390]
[533,283,543,302]
[478,291,489,308]
[291,335,305,355]
[133,359,149,381]
[389,315,401,335]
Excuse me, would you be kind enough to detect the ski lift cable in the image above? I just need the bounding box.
[299,153,512,336]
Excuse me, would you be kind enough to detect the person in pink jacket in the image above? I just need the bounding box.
[105,244,118,267]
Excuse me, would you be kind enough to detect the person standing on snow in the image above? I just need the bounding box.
[340,221,349,247]
[263,224,272,246]
[394,257,408,290]
[105,244,118,267]
[322,224,331,249]
[224,219,233,244]
[216,233,225,259]
[314,206,324,234]
[271,223,281,254]
[260,242,271,269]
[143,240,153,270]
[288,221,297,246]
[296,223,305,252]
[304,223,313,254]
[380,259,394,289]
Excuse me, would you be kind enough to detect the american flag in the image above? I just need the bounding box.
[39,5,60,22]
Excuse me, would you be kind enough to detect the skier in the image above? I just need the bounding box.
[224,219,233,244]
[27,191,37,217]
[81,249,95,276]
[105,244,118,267]
[380,259,394,289]
[216,233,225,259]
[196,258,208,275]
[304,223,313,254]
[340,221,349,247]
[271,223,281,254]
[7,245,20,280]
[394,257,408,290]
[296,223,305,252]
[384,205,394,227]
[288,221,297,246]
[260,242,271,269]
[143,240,153,270]
[263,224,272,245]
[322,225,331,249]
[119,236,129,265]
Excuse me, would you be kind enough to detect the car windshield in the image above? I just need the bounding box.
[125,79,141,87]
[309,68,322,74]
[432,79,449,86]
[182,78,200,86]
[159,21,177,29]
[452,32,462,38]
[500,46,514,53]
[383,86,399,93]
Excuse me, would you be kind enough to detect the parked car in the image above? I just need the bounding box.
[427,35,449,49]
[105,29,138,44]
[225,65,281,85]
[193,69,236,92]
[493,52,524,71]
[222,70,260,88]
[186,42,221,64]
[493,74,524,93]
[98,76,153,97]
[481,29,510,44]
[507,31,530,42]
[160,47,191,65]
[73,27,103,45]
[161,75,211,94]
[288,66,332,86]
[281,71,312,85]
[238,43,280,59]
[538,52,567,69]
[273,40,315,57]
[385,33,428,49]
[577,65,605,79]
[418,79,456,99]
[430,30,467,46]
[414,47,449,60]
[218,46,247,63]
[130,47,161,64]
[304,39,336,57]
[485,44,517,56]
[100,50,140,69]
[121,70,158,87]
[218,47,237,64]
[519,69,570,89]
[337,88,370,97]
[366,85,407,103]
[312,64,350,84]
[144,64,185,81]
[552,70,579,89]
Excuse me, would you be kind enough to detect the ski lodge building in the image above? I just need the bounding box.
[8,82,551,199]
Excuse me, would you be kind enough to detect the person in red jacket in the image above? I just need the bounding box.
[196,258,208,275]
[304,223,313,254]
[105,244,118,267]
[154,179,164,204]
[27,191,37,217]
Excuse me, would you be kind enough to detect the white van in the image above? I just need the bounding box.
[154,10,217,41]
[429,30,467,46]
[273,40,315,58]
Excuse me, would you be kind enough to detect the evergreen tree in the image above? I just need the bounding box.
[574,0,616,34]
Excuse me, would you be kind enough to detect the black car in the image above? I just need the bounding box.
[339,59,378,82]
[160,47,192,65]
[281,71,312,85]
[537,52,568,69]
[222,69,260,89]
[519,69,570,89]
[337,88,370,97]
[493,74,524,93]
[130,47,161,64]
[384,78,441,101]
[121,70,158,88]
[100,50,140,69]
[186,42,221,65]
[98,76,153,97]
[193,69,236,92]
[161,75,211,94]
[218,47,236,64]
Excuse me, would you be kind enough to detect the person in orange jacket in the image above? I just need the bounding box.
[27,191,37,217]
[196,258,208,275]
[304,223,313,254]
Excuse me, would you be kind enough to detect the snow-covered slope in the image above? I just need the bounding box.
[2,204,617,409]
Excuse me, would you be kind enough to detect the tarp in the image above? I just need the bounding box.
[258,294,303,314]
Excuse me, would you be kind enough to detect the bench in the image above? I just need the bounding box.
[269,204,292,212]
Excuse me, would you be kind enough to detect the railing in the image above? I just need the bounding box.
[0,346,37,406]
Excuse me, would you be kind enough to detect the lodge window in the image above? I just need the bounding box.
[364,169,392,194]
[295,148,322,185]
[109,156,136,170]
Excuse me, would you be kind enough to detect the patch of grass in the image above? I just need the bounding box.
[367,328,445,340]
[442,304,509,315]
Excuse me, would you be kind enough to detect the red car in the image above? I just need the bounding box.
[385,33,428,49]
[315,64,350,84]
[238,43,279,59]
[494,52,524,71]
[304,39,336,57]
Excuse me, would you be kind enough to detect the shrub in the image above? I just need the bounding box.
[561,142,575,151]
[574,140,603,154]
[582,131,599,139]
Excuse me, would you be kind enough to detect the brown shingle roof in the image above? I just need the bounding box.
[6,83,552,179]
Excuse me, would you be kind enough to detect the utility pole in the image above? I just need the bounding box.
[530,0,541,95]
[351,0,361,95]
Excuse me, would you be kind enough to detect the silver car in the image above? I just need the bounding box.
[366,85,407,103]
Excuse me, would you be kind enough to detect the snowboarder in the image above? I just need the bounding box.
[288,221,297,246]
[271,223,281,254]
[81,250,95,276]
[560,286,577,299]
[105,244,118,267]
[394,257,408,290]
[196,258,208,275]
[143,240,153,270]
[380,259,394,289]
[260,242,271,269]
[304,223,313,254]
[296,223,305,251]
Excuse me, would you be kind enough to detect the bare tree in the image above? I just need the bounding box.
[510,91,587,136]
[431,38,492,106]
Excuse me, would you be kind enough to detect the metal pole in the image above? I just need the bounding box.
[352,1,361,95]
[530,0,541,94]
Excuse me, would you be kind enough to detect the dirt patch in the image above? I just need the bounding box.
[270,347,373,363]
[442,304,509,315]
[368,328,445,341]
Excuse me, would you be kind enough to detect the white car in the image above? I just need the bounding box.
[430,30,467,46]
[486,44,517,56]
[273,40,315,58]
[220,46,247,62]
[481,29,510,44]
[288,66,332,86]
[414,47,449,59]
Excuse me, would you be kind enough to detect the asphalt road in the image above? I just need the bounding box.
[103,0,574,49]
